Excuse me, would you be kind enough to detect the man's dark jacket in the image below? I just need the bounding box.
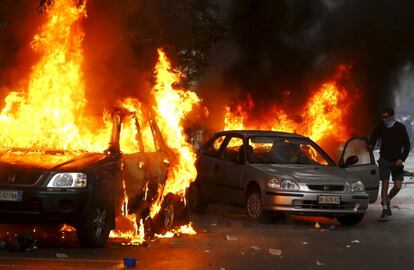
[369,121,411,162]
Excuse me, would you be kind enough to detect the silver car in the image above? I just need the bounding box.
[188,130,379,225]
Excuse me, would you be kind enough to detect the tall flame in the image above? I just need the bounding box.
[0,1,197,244]
[150,49,200,217]
[224,66,354,148]
[110,49,200,242]
[0,0,110,152]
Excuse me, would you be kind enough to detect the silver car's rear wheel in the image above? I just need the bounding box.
[187,183,208,213]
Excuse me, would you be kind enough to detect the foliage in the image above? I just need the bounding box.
[125,0,225,84]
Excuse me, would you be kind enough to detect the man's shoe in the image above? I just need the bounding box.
[387,200,392,216]
[379,209,388,221]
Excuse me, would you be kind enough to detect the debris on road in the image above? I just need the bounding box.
[204,249,211,253]
[392,205,401,210]
[316,260,326,266]
[8,232,37,252]
[303,241,308,245]
[0,240,6,249]
[351,240,360,244]
[268,248,282,256]
[169,240,181,246]
[225,235,238,241]
[250,245,261,251]
[328,225,336,230]
[346,245,351,248]
[123,258,137,268]
[314,222,321,229]
[56,253,68,258]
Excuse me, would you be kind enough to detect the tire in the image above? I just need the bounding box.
[245,187,271,222]
[76,203,112,248]
[336,213,364,226]
[187,183,208,214]
[151,194,177,235]
[142,216,155,240]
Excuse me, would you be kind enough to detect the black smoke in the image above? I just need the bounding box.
[2,0,414,135]
[198,0,414,133]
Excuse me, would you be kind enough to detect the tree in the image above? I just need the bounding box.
[36,0,224,84]
[124,0,225,85]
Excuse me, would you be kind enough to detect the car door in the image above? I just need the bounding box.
[120,111,168,213]
[196,135,226,202]
[339,137,379,203]
[215,136,245,205]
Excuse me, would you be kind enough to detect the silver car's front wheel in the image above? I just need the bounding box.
[246,188,272,223]
[246,190,264,219]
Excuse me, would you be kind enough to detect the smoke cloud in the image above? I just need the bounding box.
[198,0,414,134]
[2,0,414,136]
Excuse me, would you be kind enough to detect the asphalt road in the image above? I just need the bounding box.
[1,153,414,270]
[0,181,414,270]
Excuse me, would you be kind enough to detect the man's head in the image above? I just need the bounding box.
[381,107,395,120]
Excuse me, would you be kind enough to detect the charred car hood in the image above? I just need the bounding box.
[0,151,107,171]
[0,151,108,186]
[250,163,355,184]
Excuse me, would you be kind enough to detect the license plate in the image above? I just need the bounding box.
[318,195,340,205]
[0,190,23,202]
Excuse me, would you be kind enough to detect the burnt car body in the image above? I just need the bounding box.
[188,130,379,225]
[0,107,185,247]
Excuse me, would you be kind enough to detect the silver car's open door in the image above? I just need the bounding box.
[339,137,379,203]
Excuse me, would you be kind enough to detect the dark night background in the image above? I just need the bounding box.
[1,0,414,135]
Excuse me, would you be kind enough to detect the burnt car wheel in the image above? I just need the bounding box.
[151,193,189,235]
[246,187,271,222]
[336,213,364,226]
[76,203,112,248]
[187,183,208,213]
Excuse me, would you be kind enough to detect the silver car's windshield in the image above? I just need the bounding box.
[247,136,331,166]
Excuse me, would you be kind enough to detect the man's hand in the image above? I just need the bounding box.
[396,159,403,167]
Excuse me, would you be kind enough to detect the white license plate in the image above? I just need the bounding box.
[318,195,340,205]
[0,190,23,202]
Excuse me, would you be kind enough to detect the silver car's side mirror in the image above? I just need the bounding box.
[345,155,359,167]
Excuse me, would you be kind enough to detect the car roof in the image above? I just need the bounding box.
[213,130,307,139]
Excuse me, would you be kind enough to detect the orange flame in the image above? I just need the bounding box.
[0,0,110,152]
[149,49,200,217]
[110,49,201,243]
[224,66,354,149]
[0,1,197,244]
[155,222,197,238]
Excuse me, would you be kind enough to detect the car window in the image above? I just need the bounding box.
[222,137,244,163]
[247,136,331,165]
[135,111,158,152]
[119,114,157,153]
[202,135,226,157]
[341,138,373,166]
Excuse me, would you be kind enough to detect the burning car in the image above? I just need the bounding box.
[188,130,379,225]
[0,106,187,247]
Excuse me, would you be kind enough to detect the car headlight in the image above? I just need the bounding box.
[47,173,87,188]
[351,180,365,192]
[267,178,299,191]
